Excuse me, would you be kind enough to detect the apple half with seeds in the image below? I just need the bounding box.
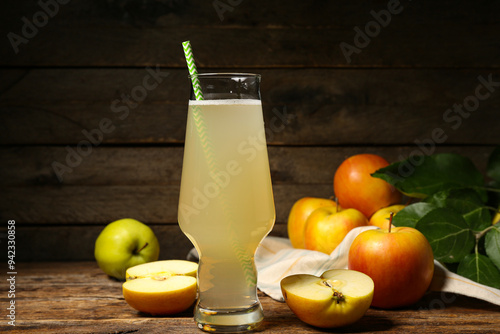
[123,260,198,315]
[280,269,374,328]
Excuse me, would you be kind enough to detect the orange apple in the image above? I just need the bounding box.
[348,218,434,309]
[304,206,368,254]
[287,197,336,249]
[333,154,402,218]
[368,204,406,229]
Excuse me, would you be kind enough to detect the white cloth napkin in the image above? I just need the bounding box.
[254,226,500,306]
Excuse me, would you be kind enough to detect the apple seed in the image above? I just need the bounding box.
[321,280,345,304]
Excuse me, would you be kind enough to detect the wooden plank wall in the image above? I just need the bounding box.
[1,0,499,261]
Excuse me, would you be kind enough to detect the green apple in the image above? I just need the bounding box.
[280,269,374,328]
[94,218,160,280]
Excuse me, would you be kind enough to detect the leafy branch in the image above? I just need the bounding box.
[372,146,500,289]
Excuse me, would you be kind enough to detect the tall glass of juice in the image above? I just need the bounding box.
[178,73,275,332]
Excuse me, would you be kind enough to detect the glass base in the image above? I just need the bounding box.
[195,302,264,333]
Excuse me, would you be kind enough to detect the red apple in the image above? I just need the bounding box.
[348,215,434,309]
[333,154,402,218]
[287,197,337,249]
[304,205,368,254]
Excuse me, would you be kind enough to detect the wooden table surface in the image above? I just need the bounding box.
[2,261,499,333]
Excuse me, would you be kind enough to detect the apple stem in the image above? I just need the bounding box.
[388,212,394,233]
[135,242,149,254]
[335,197,340,212]
[332,291,344,304]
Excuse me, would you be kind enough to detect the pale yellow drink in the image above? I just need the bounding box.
[178,99,275,312]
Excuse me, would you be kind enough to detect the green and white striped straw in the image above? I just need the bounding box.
[182,40,204,100]
[180,41,257,286]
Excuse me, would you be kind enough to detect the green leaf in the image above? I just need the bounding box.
[392,202,437,228]
[485,223,500,270]
[487,146,500,182]
[457,253,500,289]
[416,208,475,263]
[372,153,485,200]
[424,188,491,232]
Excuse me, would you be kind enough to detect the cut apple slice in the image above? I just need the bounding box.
[126,259,197,280]
[280,269,374,328]
[123,260,198,315]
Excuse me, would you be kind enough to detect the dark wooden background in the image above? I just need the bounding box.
[0,0,499,262]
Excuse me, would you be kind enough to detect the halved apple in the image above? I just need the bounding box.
[123,260,198,315]
[280,269,374,328]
